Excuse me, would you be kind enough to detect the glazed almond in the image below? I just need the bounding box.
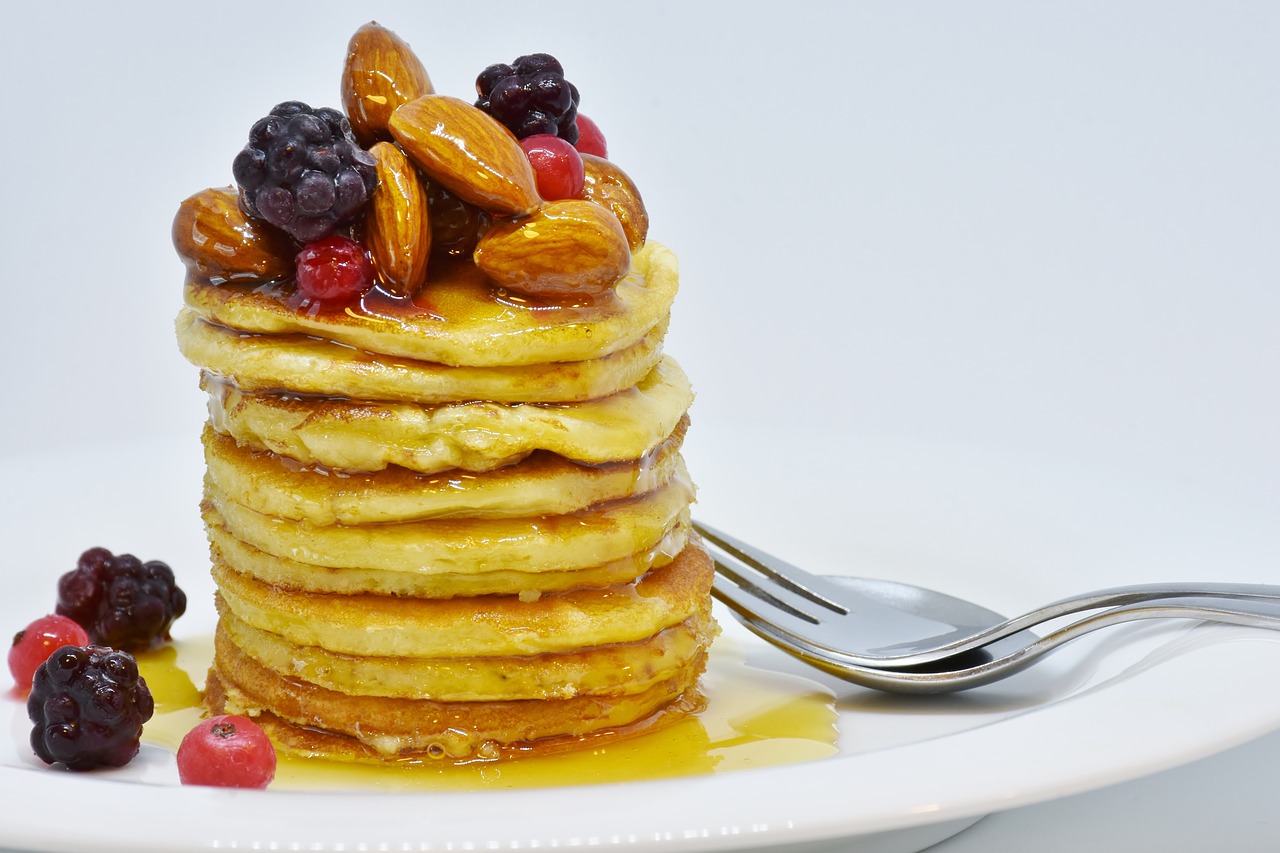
[389,95,540,216]
[367,142,431,295]
[341,22,434,146]
[173,186,293,284]
[474,200,630,298]
[581,154,649,250]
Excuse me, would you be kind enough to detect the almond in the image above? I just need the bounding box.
[341,22,434,146]
[366,142,431,295]
[173,186,293,284]
[473,200,630,298]
[389,95,540,216]
[580,154,649,250]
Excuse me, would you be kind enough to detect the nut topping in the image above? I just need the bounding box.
[581,154,649,250]
[341,22,434,146]
[367,142,431,295]
[173,186,294,284]
[389,95,541,216]
[473,200,630,298]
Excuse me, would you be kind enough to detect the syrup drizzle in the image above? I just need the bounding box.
[136,637,839,791]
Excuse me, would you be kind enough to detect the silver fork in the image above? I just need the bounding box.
[738,593,1280,693]
[697,521,1280,686]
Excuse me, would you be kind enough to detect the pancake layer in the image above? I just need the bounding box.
[201,418,688,524]
[217,604,715,701]
[183,242,679,366]
[202,356,693,473]
[178,311,670,404]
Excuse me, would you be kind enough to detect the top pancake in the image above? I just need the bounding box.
[183,242,678,368]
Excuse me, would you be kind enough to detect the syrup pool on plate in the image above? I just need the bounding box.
[136,635,839,791]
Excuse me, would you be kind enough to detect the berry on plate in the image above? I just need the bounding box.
[177,715,277,789]
[57,548,186,652]
[28,645,154,770]
[8,614,90,695]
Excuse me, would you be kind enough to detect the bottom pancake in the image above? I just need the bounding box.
[204,671,707,765]
[207,631,710,761]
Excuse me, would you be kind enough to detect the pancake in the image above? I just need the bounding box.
[177,310,669,404]
[217,601,716,701]
[175,28,710,766]
[204,512,689,597]
[183,242,679,367]
[203,356,693,474]
[204,660,707,763]
[204,464,693,576]
[201,417,688,524]
[211,542,714,658]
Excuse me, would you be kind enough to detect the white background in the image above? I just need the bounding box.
[0,2,1277,851]
[0,1,1276,510]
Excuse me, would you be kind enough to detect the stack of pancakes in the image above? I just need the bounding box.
[176,242,713,763]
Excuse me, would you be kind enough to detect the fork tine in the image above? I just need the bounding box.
[711,574,855,644]
[702,536,845,622]
[695,520,849,614]
[710,557,823,622]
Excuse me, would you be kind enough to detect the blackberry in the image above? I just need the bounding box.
[56,548,187,652]
[475,54,580,144]
[232,101,378,243]
[426,181,491,260]
[28,645,154,770]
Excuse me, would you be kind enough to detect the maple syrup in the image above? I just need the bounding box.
[137,636,839,791]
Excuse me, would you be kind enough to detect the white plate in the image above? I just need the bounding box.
[3,431,1280,853]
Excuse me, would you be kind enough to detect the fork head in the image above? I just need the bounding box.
[696,521,991,665]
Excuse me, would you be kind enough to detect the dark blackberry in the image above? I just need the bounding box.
[426,181,491,260]
[28,645,154,770]
[475,53,580,144]
[233,101,378,243]
[56,548,187,652]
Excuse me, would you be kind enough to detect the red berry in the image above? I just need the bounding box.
[520,134,586,200]
[574,114,608,158]
[177,714,276,789]
[9,615,90,695]
[295,235,375,301]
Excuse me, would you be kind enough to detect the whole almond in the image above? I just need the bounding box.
[389,95,540,216]
[581,154,649,250]
[173,186,293,284]
[473,200,630,298]
[367,142,431,295]
[341,22,434,146]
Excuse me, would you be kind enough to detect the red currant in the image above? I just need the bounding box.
[574,114,608,158]
[177,714,277,789]
[8,614,89,695]
[295,235,375,302]
[520,134,586,200]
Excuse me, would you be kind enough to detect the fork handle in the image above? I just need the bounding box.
[858,582,1280,668]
